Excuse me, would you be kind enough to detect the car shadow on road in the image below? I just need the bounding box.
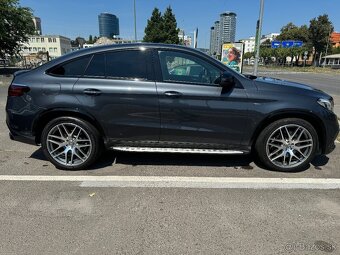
[105,151,255,168]
[30,147,330,172]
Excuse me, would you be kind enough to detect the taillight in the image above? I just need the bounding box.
[8,84,30,97]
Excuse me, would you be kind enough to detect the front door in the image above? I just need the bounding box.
[155,50,249,150]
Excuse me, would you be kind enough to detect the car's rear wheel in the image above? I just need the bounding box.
[255,118,318,172]
[41,117,102,170]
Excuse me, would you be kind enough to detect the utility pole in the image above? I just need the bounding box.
[253,0,265,75]
[134,0,137,42]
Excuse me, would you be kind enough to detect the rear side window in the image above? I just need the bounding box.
[49,56,91,77]
[84,54,105,77]
[106,50,147,80]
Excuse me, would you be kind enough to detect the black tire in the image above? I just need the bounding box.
[41,117,102,170]
[255,118,318,172]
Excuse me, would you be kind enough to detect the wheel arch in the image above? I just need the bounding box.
[33,108,107,145]
[250,110,326,153]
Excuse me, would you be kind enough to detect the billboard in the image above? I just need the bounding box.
[221,43,244,73]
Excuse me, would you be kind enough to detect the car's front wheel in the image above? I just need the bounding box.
[41,117,102,170]
[255,118,318,172]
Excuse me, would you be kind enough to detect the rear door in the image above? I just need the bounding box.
[73,48,160,147]
[154,49,249,150]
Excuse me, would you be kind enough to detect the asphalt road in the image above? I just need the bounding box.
[0,73,339,255]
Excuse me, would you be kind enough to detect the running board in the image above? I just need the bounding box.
[111,147,244,154]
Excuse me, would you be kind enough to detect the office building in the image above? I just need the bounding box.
[20,35,71,59]
[240,37,256,53]
[209,21,220,56]
[209,12,236,56]
[219,12,237,44]
[178,30,192,47]
[240,33,279,53]
[209,26,216,55]
[98,13,120,38]
[261,33,280,43]
[32,17,42,35]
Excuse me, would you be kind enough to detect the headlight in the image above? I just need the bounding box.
[317,98,334,112]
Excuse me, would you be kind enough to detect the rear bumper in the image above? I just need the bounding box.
[8,130,36,145]
[6,111,37,145]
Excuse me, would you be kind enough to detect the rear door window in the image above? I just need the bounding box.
[84,54,106,78]
[49,56,91,77]
[106,50,148,80]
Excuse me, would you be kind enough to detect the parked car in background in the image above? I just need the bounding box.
[6,43,339,171]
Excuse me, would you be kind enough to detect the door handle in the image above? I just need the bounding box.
[83,88,101,96]
[164,91,182,98]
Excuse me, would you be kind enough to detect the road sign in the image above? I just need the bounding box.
[294,41,303,47]
[271,41,281,49]
[304,51,308,56]
[282,41,294,48]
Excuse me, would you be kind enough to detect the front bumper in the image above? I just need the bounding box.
[322,111,339,154]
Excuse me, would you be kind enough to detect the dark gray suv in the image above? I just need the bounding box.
[6,43,339,171]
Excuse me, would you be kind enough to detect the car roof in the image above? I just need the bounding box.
[36,43,216,72]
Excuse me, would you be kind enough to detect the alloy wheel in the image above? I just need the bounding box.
[46,123,92,167]
[266,124,313,169]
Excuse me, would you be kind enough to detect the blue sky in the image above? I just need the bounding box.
[20,0,340,48]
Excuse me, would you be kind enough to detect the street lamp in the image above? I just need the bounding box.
[134,0,137,42]
[253,0,265,75]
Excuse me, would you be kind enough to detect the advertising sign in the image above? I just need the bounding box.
[221,43,244,73]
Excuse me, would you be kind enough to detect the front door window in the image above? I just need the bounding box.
[158,51,221,85]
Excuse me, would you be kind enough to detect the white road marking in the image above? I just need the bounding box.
[0,175,340,189]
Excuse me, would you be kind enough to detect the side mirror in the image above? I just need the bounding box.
[220,72,235,88]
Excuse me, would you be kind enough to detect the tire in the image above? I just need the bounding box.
[255,118,318,172]
[41,117,102,170]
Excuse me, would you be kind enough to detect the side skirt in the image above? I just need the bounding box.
[111,146,246,154]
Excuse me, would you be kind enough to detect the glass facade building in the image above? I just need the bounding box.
[98,13,119,38]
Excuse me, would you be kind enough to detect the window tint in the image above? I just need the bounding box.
[49,56,91,76]
[106,50,147,80]
[84,54,105,77]
[158,51,221,85]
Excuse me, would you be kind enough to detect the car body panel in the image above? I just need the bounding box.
[155,82,249,149]
[5,43,338,157]
[73,78,160,146]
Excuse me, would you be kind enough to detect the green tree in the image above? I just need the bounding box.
[309,14,334,65]
[0,0,35,58]
[88,35,93,44]
[277,23,311,66]
[162,6,179,44]
[144,6,180,44]
[331,47,340,55]
[273,48,290,65]
[243,52,254,59]
[143,8,164,43]
[277,23,309,42]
